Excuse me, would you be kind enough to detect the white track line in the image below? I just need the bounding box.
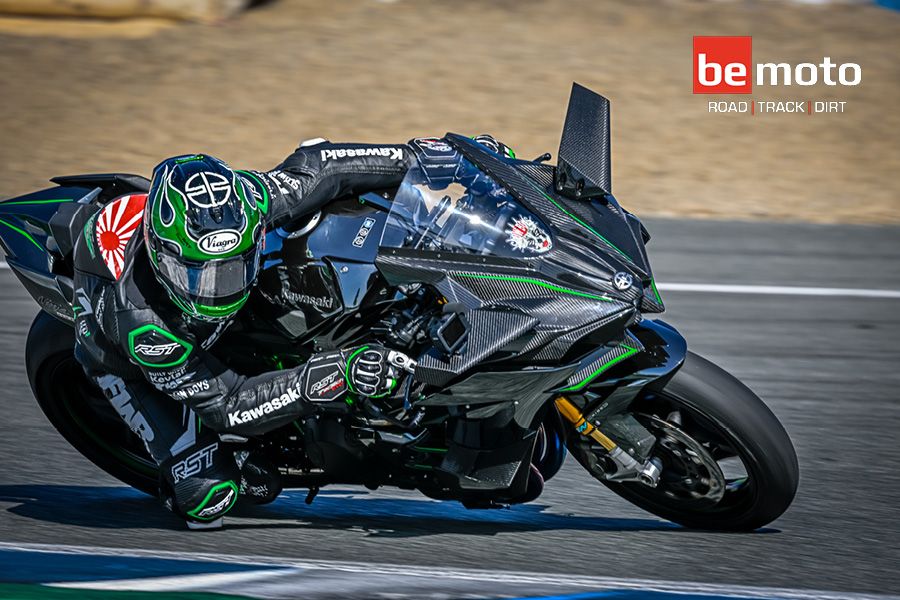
[657,282,900,299]
[2,541,897,600]
[50,569,304,592]
[2,260,898,298]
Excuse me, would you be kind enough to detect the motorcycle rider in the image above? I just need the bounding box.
[72,135,510,529]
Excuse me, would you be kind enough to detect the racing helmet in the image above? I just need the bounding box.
[144,154,264,321]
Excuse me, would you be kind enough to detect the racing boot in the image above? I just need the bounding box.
[235,449,283,505]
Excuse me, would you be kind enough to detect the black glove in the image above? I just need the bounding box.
[346,345,412,398]
[474,134,515,159]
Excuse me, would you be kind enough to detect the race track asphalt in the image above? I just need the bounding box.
[0,218,898,596]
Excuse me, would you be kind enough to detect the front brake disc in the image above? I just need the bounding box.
[642,415,726,505]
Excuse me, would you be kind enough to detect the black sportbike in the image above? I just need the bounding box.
[0,85,798,530]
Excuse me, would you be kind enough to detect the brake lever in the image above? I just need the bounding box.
[387,350,418,374]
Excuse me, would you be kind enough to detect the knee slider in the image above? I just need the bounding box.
[172,477,239,522]
[162,437,240,522]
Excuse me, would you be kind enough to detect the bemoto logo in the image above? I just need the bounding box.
[694,36,753,94]
[693,36,861,94]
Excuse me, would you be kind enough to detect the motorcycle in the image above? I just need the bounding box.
[0,84,798,530]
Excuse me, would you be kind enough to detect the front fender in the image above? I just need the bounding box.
[625,318,688,390]
[555,319,687,420]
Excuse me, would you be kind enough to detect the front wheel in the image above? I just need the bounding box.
[593,352,799,531]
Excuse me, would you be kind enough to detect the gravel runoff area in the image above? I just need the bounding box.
[0,0,898,224]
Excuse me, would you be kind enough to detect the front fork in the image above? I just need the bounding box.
[553,319,688,487]
[555,396,662,486]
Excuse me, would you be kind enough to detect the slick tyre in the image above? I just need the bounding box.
[597,351,799,531]
[26,312,159,496]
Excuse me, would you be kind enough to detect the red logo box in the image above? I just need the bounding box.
[693,36,752,94]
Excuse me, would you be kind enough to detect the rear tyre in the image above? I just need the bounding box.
[26,312,159,496]
[595,351,799,531]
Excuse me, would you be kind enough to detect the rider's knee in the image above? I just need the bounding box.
[170,476,239,523]
[161,441,241,524]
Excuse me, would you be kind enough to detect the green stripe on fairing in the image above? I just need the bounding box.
[518,176,632,261]
[561,344,641,392]
[0,218,43,250]
[650,278,663,304]
[0,584,253,600]
[456,273,612,302]
[2,198,72,206]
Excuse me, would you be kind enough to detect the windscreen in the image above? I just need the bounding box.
[380,157,554,258]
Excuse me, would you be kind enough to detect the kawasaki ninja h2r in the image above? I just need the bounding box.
[0,85,798,530]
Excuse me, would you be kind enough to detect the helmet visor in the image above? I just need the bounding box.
[156,245,261,307]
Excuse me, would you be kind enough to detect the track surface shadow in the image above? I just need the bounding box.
[0,485,692,537]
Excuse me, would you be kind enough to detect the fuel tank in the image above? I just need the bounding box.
[253,198,390,346]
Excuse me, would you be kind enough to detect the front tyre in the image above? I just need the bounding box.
[598,352,799,531]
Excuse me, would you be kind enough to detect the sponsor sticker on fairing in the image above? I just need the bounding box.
[352,217,377,248]
[506,215,552,254]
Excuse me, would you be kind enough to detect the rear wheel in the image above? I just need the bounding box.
[26,312,159,496]
[593,352,799,531]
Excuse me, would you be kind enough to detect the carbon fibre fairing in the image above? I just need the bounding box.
[377,133,663,388]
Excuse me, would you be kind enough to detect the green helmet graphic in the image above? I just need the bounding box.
[144,154,264,321]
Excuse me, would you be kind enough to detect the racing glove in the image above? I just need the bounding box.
[346,345,414,398]
[474,134,515,159]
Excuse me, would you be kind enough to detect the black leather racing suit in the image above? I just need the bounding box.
[72,140,413,523]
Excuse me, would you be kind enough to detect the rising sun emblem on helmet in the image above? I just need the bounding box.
[506,215,552,254]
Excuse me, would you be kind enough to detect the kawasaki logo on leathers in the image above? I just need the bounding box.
[228,384,301,427]
[320,147,403,162]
